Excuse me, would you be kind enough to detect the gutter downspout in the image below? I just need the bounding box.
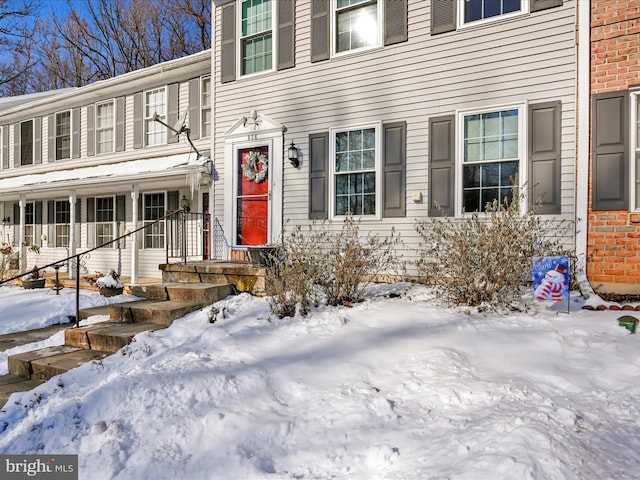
[576,0,595,298]
[131,184,139,284]
[69,191,77,279]
[209,0,216,260]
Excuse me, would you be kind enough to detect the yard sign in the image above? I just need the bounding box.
[533,256,570,312]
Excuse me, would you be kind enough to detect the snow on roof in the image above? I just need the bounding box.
[0,89,76,112]
[0,153,197,192]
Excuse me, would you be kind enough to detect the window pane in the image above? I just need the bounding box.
[242,33,272,75]
[465,0,522,23]
[336,1,378,53]
[20,120,33,165]
[96,101,115,154]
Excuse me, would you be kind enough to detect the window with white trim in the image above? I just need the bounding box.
[96,100,115,154]
[95,196,115,246]
[55,200,70,248]
[20,119,33,166]
[460,0,527,26]
[334,0,381,56]
[240,0,274,76]
[143,192,165,248]
[331,124,380,217]
[55,110,71,160]
[24,202,35,246]
[201,76,211,137]
[144,87,166,147]
[459,106,523,212]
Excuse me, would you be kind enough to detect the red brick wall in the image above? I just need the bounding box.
[588,1,640,292]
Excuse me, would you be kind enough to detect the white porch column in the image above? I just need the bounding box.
[69,191,77,279]
[18,195,26,272]
[131,185,139,284]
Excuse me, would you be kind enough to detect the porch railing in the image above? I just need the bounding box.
[0,209,188,328]
[165,211,211,264]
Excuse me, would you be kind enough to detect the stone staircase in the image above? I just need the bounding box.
[0,280,236,407]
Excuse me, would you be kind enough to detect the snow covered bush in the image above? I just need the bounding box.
[415,194,573,309]
[267,217,404,318]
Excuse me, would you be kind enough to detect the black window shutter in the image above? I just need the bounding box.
[47,200,54,244]
[34,117,42,164]
[384,0,408,45]
[133,92,143,149]
[531,0,562,13]
[188,78,201,140]
[221,2,236,84]
[138,194,143,221]
[592,91,629,211]
[168,191,179,212]
[428,115,455,216]
[309,132,329,219]
[116,195,126,222]
[75,199,81,247]
[278,0,295,70]
[529,101,561,214]
[431,0,456,35]
[35,201,43,247]
[116,97,125,152]
[383,121,406,217]
[87,197,95,222]
[167,83,179,144]
[47,115,55,162]
[2,127,8,169]
[72,108,80,158]
[13,203,19,225]
[311,0,330,63]
[87,104,95,156]
[12,124,18,168]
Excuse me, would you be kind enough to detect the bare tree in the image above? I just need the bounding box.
[0,0,40,96]
[29,0,211,91]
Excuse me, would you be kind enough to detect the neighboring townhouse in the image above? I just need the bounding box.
[210,0,577,267]
[0,50,213,282]
[586,1,640,294]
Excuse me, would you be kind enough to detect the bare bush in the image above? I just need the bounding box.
[266,217,404,318]
[415,195,573,309]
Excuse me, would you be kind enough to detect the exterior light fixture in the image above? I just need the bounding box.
[1,217,9,225]
[287,141,299,168]
[180,195,191,212]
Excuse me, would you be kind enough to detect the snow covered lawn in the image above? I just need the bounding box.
[1,284,640,479]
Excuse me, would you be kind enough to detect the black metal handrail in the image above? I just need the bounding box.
[0,209,187,327]
[165,210,211,264]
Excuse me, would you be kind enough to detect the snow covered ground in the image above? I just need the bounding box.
[1,283,640,479]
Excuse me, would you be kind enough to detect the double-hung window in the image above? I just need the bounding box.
[95,197,114,246]
[201,76,212,138]
[461,0,527,26]
[459,106,523,213]
[55,200,70,248]
[335,0,381,55]
[240,0,273,76]
[96,100,115,154]
[145,88,166,147]
[20,120,33,166]
[143,193,165,249]
[331,124,381,217]
[55,111,71,160]
[24,202,35,246]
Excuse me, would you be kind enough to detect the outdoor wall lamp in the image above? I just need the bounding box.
[1,217,9,225]
[180,195,191,212]
[287,141,299,168]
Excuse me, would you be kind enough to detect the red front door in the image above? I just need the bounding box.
[236,147,269,245]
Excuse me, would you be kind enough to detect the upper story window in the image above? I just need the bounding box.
[55,111,71,160]
[335,0,381,55]
[330,123,381,217]
[463,0,525,24]
[20,120,33,166]
[202,76,211,137]
[96,100,115,154]
[459,105,523,213]
[240,0,273,76]
[145,87,166,146]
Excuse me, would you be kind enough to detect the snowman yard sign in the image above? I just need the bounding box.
[533,256,570,312]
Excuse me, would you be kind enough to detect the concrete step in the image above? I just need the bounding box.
[65,322,165,353]
[8,346,109,382]
[129,282,234,304]
[110,299,205,325]
[0,374,42,407]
